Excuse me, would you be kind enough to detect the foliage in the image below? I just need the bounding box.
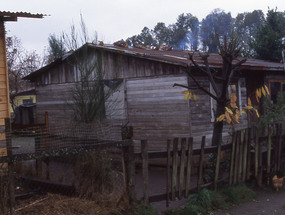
[116,204,159,215]
[47,33,66,63]
[250,8,285,62]
[258,93,285,127]
[233,10,265,57]
[166,185,256,215]
[74,150,115,199]
[6,36,41,111]
[200,9,233,53]
[126,13,199,50]
[217,84,270,129]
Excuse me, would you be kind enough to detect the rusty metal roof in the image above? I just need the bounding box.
[0,11,47,21]
[91,43,284,72]
[24,43,285,81]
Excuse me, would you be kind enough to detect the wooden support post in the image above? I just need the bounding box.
[267,125,272,176]
[179,138,186,200]
[197,136,205,192]
[214,137,222,190]
[277,123,282,171]
[233,131,240,185]
[185,137,193,197]
[229,132,237,185]
[257,138,263,187]
[238,130,244,183]
[166,139,171,207]
[141,140,148,205]
[5,118,15,215]
[246,128,252,181]
[44,112,50,180]
[242,129,248,182]
[35,137,42,178]
[171,138,178,201]
[254,127,259,180]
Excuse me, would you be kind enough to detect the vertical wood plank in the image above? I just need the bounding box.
[141,140,149,204]
[277,123,282,171]
[197,136,205,192]
[5,118,15,215]
[179,138,186,199]
[171,138,178,201]
[185,137,193,197]
[166,139,171,207]
[242,128,248,182]
[246,128,252,181]
[257,137,263,187]
[214,138,222,190]
[229,131,237,185]
[233,131,240,185]
[267,125,272,175]
[255,127,259,180]
[238,130,244,183]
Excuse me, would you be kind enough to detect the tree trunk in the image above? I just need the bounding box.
[211,101,225,146]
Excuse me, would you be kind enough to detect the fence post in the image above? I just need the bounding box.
[5,118,15,215]
[233,131,240,185]
[277,123,282,171]
[214,137,222,191]
[121,126,136,204]
[267,125,272,178]
[185,137,193,197]
[242,128,249,182]
[44,112,50,180]
[229,131,237,185]
[166,139,171,207]
[197,136,205,192]
[179,138,186,199]
[141,140,148,205]
[171,138,178,201]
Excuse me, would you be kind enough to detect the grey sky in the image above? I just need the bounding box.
[2,0,285,55]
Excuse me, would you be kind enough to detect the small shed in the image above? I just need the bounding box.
[24,43,285,151]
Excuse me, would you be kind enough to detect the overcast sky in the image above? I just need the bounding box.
[2,0,285,55]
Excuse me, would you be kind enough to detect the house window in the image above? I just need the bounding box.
[210,80,241,122]
[23,99,33,104]
[269,80,285,104]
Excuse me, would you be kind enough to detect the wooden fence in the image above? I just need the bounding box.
[136,124,284,206]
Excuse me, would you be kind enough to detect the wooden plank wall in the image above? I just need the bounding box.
[0,22,9,149]
[126,75,191,151]
[33,48,250,150]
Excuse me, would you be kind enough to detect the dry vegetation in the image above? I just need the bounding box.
[15,193,129,215]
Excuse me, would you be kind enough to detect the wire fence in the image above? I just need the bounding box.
[0,119,132,215]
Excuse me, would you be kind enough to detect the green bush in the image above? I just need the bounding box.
[181,184,256,214]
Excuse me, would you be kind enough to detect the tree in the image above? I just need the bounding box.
[234,10,265,57]
[170,13,199,50]
[6,36,41,111]
[200,9,233,53]
[251,9,285,62]
[47,33,66,63]
[153,22,172,46]
[49,15,121,123]
[174,35,246,146]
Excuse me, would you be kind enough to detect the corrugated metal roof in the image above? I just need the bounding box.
[0,11,47,19]
[24,43,285,81]
[91,43,284,72]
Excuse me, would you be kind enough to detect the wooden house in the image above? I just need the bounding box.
[0,11,44,159]
[24,43,285,151]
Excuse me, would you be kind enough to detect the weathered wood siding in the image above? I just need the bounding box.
[126,75,191,151]
[33,47,250,150]
[0,22,9,147]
